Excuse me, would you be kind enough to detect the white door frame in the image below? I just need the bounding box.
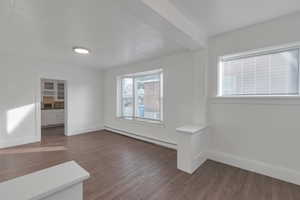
[36,77,68,141]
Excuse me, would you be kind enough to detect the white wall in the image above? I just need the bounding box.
[0,57,103,148]
[208,12,300,179]
[2,9,300,186]
[103,51,207,146]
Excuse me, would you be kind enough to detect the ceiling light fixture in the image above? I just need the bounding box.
[73,47,90,55]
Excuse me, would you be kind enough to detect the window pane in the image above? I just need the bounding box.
[135,74,161,120]
[221,49,299,96]
[121,78,133,117]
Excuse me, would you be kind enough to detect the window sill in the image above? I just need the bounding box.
[116,117,165,127]
[211,95,300,105]
[214,95,300,99]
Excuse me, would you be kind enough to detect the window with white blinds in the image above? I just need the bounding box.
[219,48,300,96]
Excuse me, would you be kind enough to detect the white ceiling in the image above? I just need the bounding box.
[171,0,300,36]
[1,0,300,69]
[0,0,185,68]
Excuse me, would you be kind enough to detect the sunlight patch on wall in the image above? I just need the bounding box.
[6,104,35,134]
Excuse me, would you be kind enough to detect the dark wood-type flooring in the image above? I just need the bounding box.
[1,127,300,200]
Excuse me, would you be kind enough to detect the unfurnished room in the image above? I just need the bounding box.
[1,0,300,200]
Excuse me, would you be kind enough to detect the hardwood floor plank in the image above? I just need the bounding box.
[0,127,300,200]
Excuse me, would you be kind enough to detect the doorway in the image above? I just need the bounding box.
[40,79,66,137]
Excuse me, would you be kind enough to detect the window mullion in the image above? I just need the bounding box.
[298,48,300,95]
[132,76,136,119]
[121,78,123,117]
[161,72,164,121]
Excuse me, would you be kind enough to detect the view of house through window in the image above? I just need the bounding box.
[219,48,300,96]
[118,69,163,122]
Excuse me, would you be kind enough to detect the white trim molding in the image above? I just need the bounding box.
[191,152,208,174]
[104,126,177,150]
[210,96,300,105]
[209,151,300,186]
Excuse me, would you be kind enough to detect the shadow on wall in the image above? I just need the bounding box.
[6,104,35,135]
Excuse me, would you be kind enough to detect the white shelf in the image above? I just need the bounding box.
[41,80,65,101]
[176,125,207,134]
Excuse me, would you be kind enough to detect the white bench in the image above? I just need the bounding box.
[0,161,90,200]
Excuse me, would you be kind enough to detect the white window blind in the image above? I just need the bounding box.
[219,49,299,96]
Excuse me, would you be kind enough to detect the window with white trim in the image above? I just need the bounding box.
[218,48,300,96]
[117,69,163,122]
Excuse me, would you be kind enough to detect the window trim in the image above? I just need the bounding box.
[117,69,163,123]
[217,44,300,97]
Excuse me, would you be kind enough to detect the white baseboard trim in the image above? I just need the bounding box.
[191,152,208,173]
[104,126,177,150]
[67,126,104,136]
[209,151,300,186]
[0,135,40,149]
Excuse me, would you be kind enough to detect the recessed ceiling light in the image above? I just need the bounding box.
[73,47,90,55]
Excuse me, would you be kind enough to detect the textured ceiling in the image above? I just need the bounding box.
[1,0,300,69]
[0,0,186,68]
[171,0,300,36]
